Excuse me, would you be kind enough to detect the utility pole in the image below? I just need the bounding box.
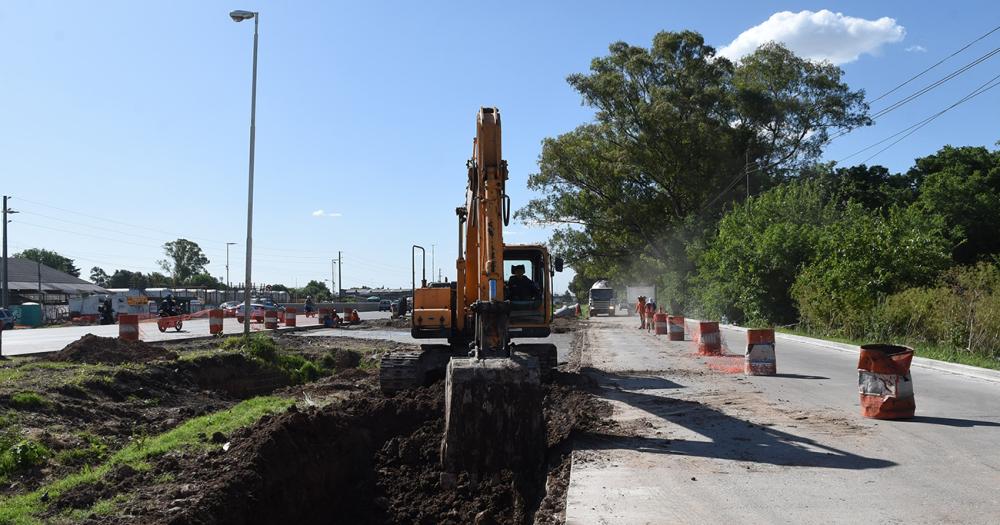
[330,258,336,298]
[431,244,435,283]
[2,196,18,309]
[337,251,342,300]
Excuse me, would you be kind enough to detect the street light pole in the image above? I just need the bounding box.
[230,9,258,337]
[330,259,336,298]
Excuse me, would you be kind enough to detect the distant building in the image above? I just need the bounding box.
[1,257,109,305]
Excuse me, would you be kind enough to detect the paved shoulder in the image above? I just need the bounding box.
[565,316,1000,524]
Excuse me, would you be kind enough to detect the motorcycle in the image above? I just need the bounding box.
[157,304,183,332]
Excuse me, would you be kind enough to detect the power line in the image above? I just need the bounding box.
[870,46,1000,120]
[839,71,1000,165]
[868,24,1000,104]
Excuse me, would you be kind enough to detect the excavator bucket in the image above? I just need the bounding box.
[440,354,545,475]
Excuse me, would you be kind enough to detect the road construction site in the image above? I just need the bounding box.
[0,311,996,523]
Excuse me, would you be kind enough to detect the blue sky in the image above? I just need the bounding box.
[2,1,998,293]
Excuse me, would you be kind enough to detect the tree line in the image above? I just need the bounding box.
[524,31,1000,361]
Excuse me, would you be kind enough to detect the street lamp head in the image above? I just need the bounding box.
[229,10,256,22]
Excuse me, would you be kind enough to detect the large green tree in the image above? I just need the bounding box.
[14,248,80,277]
[518,31,869,291]
[158,239,210,284]
[297,280,332,301]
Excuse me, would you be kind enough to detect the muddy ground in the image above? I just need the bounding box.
[0,321,610,524]
[0,334,409,499]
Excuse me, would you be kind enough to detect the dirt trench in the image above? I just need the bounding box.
[98,371,612,525]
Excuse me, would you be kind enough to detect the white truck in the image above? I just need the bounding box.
[588,280,616,317]
[624,285,656,316]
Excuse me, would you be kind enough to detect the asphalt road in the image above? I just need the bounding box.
[0,311,393,357]
[565,314,1000,524]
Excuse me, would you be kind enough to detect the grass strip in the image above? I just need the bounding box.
[774,327,1000,371]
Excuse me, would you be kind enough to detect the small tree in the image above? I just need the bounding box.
[90,267,110,287]
[159,239,209,284]
[297,280,332,301]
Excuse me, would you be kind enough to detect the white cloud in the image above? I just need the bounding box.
[719,10,905,65]
[310,209,342,218]
[311,209,325,217]
[906,45,927,53]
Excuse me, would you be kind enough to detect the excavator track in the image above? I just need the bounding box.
[379,345,462,394]
[379,351,425,394]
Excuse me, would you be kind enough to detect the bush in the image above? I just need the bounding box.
[222,334,279,363]
[695,180,835,325]
[791,203,950,337]
[879,262,1000,358]
[0,438,50,478]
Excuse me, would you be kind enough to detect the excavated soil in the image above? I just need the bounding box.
[49,334,179,364]
[80,370,613,524]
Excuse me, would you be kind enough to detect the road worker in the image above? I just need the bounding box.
[645,299,656,332]
[636,296,647,329]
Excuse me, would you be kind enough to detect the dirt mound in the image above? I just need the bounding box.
[120,372,613,524]
[49,334,178,364]
[363,317,411,330]
[551,317,580,334]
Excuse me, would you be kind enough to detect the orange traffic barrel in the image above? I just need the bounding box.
[118,314,139,342]
[745,328,776,375]
[668,315,685,341]
[264,309,279,330]
[697,321,722,355]
[209,309,224,336]
[653,313,669,335]
[858,344,915,419]
[344,307,354,323]
[284,307,297,327]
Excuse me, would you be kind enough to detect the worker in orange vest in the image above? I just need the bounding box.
[645,299,657,333]
[635,296,647,329]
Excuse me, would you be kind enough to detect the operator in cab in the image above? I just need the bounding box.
[507,264,540,301]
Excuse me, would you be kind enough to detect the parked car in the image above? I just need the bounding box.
[379,299,392,312]
[367,296,381,302]
[0,308,14,330]
[236,300,285,323]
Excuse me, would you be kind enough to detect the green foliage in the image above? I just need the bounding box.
[296,280,332,301]
[9,392,48,411]
[519,32,868,288]
[158,238,210,284]
[791,203,950,337]
[0,396,292,524]
[222,334,325,384]
[910,146,1000,264]
[879,262,1000,357]
[89,267,110,287]
[694,180,833,324]
[0,430,50,479]
[12,248,80,277]
[54,433,108,467]
[187,273,224,289]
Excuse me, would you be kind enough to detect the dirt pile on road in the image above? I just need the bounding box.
[551,317,581,334]
[363,317,411,330]
[116,371,612,524]
[49,334,178,364]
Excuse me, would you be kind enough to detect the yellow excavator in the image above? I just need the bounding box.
[380,107,562,473]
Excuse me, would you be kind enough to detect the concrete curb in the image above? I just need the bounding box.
[712,321,1000,384]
